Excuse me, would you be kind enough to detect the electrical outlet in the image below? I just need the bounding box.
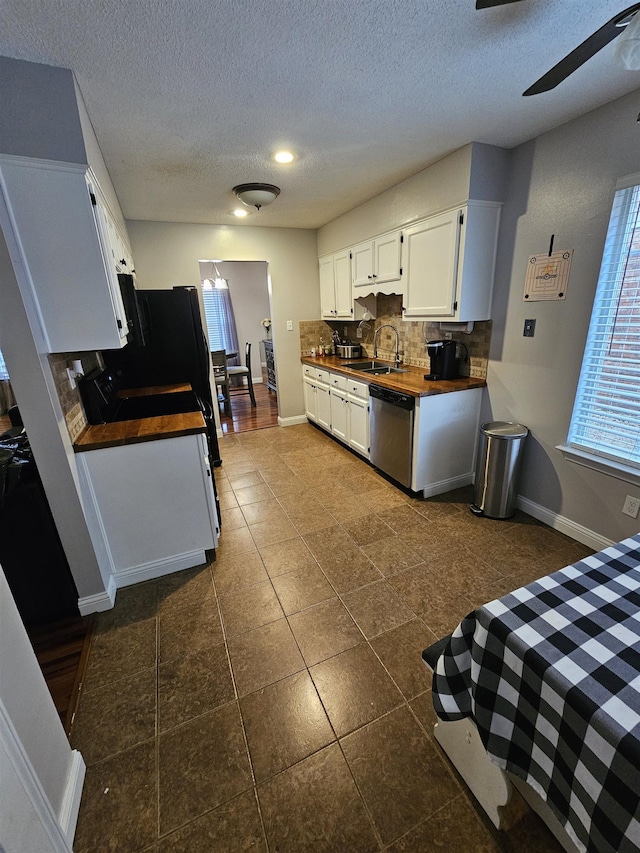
[622,495,640,518]
[523,319,536,337]
[286,320,293,331]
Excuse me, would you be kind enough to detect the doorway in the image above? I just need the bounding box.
[198,259,279,434]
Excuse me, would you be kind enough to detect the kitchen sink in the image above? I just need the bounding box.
[341,360,407,375]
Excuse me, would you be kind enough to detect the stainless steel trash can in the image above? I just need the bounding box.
[470,421,529,519]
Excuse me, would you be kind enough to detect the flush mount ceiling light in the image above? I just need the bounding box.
[233,182,281,211]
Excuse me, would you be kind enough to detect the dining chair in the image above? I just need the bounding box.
[227,342,256,407]
[211,350,232,417]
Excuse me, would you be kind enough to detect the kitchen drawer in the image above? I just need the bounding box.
[347,380,369,400]
[329,373,347,391]
[316,368,330,385]
[303,364,317,379]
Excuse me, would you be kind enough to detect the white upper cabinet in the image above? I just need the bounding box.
[352,230,402,294]
[0,156,130,352]
[319,249,353,319]
[403,201,501,322]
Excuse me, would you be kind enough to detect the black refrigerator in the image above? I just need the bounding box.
[104,286,221,466]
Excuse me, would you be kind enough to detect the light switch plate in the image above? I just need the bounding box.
[523,319,536,337]
[286,320,293,331]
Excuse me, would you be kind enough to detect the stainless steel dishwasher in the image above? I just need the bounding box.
[369,384,415,488]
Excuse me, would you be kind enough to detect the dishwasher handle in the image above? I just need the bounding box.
[369,384,415,411]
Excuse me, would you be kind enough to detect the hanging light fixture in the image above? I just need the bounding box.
[203,262,228,290]
[233,183,281,211]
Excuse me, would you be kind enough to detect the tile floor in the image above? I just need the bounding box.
[71,423,594,852]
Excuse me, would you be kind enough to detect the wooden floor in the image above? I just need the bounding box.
[27,614,96,736]
[218,377,279,434]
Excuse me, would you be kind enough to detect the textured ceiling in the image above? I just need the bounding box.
[1,0,639,229]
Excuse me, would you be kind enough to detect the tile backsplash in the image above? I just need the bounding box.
[48,351,102,441]
[300,295,491,379]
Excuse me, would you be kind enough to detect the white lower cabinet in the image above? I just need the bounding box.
[347,382,370,457]
[303,366,370,460]
[330,387,348,442]
[77,432,218,587]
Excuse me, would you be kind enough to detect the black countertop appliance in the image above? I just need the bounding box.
[0,428,79,625]
[425,339,458,381]
[103,286,221,465]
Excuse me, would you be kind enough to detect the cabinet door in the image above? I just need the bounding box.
[403,209,461,319]
[374,231,402,285]
[348,395,369,458]
[319,255,336,318]
[351,241,374,288]
[330,388,348,442]
[304,377,317,422]
[0,158,129,351]
[333,249,353,318]
[316,383,331,431]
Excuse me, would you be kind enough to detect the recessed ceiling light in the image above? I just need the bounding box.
[273,151,294,164]
[233,208,249,218]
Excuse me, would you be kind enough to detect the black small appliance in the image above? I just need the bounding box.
[425,339,458,381]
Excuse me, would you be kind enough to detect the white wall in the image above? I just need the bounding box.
[127,221,319,420]
[318,144,475,255]
[0,567,83,851]
[485,86,640,545]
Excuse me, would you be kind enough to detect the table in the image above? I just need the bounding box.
[432,534,640,853]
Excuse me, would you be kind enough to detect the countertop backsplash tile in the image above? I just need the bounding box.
[299,295,491,379]
[49,350,103,440]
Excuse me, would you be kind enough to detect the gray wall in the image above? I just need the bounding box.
[0,56,86,164]
[127,220,320,421]
[485,86,640,544]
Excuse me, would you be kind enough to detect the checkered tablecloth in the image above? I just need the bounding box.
[432,534,640,853]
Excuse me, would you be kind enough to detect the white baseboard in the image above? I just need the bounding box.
[278,414,308,427]
[113,550,208,589]
[422,472,473,498]
[517,495,614,552]
[77,574,116,615]
[58,750,86,845]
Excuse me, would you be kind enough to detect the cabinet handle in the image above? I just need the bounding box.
[367,275,373,279]
[372,273,377,278]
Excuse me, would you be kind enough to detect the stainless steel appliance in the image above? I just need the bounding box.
[369,384,415,488]
[336,343,361,359]
[425,339,458,380]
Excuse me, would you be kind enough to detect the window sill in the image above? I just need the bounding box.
[556,445,640,486]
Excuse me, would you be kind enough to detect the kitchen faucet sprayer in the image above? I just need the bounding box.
[373,324,401,365]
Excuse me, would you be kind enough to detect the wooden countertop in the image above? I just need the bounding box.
[301,355,486,397]
[74,383,207,452]
[117,383,192,398]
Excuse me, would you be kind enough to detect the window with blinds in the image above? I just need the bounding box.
[0,348,9,381]
[567,177,640,468]
[201,287,239,358]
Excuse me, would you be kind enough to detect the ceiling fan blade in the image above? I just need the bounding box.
[523,3,640,95]
[476,0,523,8]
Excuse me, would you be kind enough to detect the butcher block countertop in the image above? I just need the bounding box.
[74,383,206,452]
[300,355,486,397]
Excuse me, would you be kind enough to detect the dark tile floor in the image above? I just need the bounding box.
[71,423,593,852]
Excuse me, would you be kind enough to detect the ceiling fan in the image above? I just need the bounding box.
[476,1,640,95]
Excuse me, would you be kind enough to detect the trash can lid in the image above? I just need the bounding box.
[480,421,529,439]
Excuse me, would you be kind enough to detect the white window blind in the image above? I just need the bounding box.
[201,287,239,358]
[0,348,9,381]
[567,182,640,467]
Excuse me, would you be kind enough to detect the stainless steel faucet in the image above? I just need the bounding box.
[373,324,401,364]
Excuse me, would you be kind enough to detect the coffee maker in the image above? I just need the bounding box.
[425,339,458,380]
